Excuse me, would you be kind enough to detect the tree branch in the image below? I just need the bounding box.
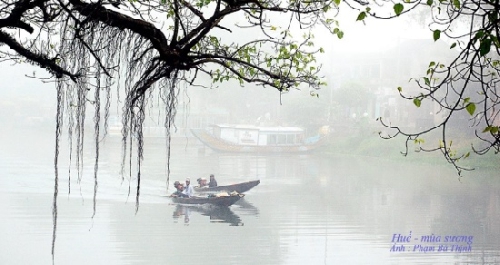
[69,0,172,58]
[0,30,78,80]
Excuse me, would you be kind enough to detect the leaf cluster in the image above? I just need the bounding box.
[374,0,500,176]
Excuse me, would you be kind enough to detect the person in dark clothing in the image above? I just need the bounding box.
[171,181,188,197]
[208,174,218,187]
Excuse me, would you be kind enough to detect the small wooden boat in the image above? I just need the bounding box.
[194,180,260,194]
[171,193,244,207]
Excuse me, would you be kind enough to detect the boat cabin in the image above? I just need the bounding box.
[211,124,305,146]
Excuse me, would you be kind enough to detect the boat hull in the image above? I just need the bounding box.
[171,194,244,207]
[194,180,260,194]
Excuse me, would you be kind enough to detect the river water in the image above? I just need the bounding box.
[1,127,499,265]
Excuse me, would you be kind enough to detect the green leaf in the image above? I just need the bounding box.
[453,0,460,9]
[489,12,498,21]
[397,86,402,92]
[424,77,430,86]
[414,138,425,144]
[393,3,404,16]
[209,36,218,45]
[356,12,367,21]
[465,102,476,116]
[413,98,421,107]
[426,0,433,5]
[463,97,470,104]
[479,38,492,56]
[450,42,457,49]
[483,126,499,134]
[336,31,344,39]
[475,30,485,39]
[433,30,441,41]
[429,61,436,67]
[333,0,341,5]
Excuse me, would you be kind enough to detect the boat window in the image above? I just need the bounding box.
[277,135,286,144]
[268,135,277,144]
[286,134,295,144]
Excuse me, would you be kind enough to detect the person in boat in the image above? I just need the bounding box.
[182,178,194,197]
[196,177,208,188]
[208,174,218,187]
[172,181,188,198]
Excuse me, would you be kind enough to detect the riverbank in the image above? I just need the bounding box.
[321,133,500,173]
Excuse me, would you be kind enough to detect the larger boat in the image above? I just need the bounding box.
[191,124,327,153]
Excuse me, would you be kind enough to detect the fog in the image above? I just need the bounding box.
[1,7,499,265]
[0,8,448,140]
[0,7,453,138]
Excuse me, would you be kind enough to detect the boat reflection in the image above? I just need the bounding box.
[172,204,244,226]
[234,198,260,216]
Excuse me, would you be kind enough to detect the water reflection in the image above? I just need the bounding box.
[172,204,244,226]
[2,128,500,264]
[234,198,260,216]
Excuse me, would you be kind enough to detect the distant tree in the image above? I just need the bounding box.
[333,81,373,118]
[353,0,500,176]
[281,91,330,131]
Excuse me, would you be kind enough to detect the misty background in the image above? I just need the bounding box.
[0,9,457,144]
[1,7,499,265]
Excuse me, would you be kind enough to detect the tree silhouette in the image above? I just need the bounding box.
[0,0,342,258]
[1,0,339,201]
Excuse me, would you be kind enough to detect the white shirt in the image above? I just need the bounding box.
[182,184,194,197]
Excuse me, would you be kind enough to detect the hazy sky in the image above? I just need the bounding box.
[320,7,430,57]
